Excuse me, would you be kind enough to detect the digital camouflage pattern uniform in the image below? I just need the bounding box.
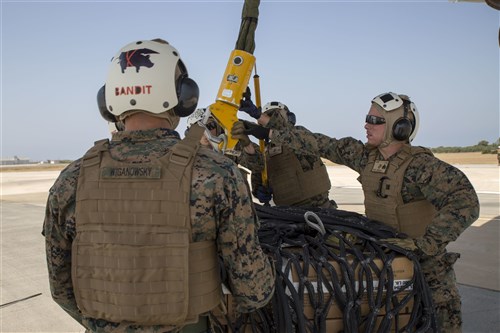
[229,142,262,197]
[43,128,275,333]
[271,128,480,333]
[238,112,337,209]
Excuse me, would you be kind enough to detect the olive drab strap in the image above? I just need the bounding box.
[266,145,331,206]
[76,139,111,183]
[169,124,204,180]
[73,126,221,326]
[361,145,436,237]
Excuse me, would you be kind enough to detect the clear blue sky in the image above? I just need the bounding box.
[2,0,499,161]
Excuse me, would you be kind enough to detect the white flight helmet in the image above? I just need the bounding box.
[408,103,419,143]
[97,39,199,121]
[262,101,296,125]
[371,92,419,144]
[262,101,288,113]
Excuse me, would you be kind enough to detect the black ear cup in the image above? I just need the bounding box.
[97,85,118,123]
[174,76,199,117]
[288,111,296,125]
[392,100,413,141]
[392,118,412,141]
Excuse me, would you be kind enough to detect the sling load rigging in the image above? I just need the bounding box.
[201,1,438,332]
[214,205,438,333]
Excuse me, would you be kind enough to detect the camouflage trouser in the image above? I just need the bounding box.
[420,251,462,333]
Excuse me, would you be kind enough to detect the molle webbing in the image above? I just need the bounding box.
[73,126,221,325]
[267,145,331,206]
[362,145,435,237]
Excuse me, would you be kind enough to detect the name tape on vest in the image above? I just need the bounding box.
[101,166,161,179]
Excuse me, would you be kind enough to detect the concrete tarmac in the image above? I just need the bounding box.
[0,164,498,332]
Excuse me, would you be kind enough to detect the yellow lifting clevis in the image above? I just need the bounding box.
[202,0,260,156]
[209,50,256,156]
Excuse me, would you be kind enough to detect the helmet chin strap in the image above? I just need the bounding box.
[379,139,391,149]
[377,139,406,161]
[381,123,399,148]
[371,116,394,149]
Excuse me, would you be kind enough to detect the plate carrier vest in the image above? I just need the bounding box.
[266,145,331,206]
[72,125,221,326]
[360,145,436,238]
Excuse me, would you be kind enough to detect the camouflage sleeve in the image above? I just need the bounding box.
[269,125,322,160]
[238,143,264,194]
[410,155,480,256]
[42,160,84,325]
[237,143,264,175]
[310,133,367,172]
[250,165,265,198]
[218,164,275,313]
[272,126,367,172]
[191,152,274,313]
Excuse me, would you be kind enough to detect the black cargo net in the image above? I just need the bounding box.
[214,205,437,333]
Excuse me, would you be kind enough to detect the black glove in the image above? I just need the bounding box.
[254,185,272,204]
[242,120,270,140]
[230,121,251,147]
[239,99,261,120]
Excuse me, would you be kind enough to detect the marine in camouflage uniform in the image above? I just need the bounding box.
[43,39,274,333]
[235,101,337,209]
[271,93,479,332]
[185,108,256,198]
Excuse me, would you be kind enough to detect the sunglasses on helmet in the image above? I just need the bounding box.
[366,114,386,125]
[371,92,403,111]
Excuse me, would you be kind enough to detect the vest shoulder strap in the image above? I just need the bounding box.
[409,145,433,157]
[81,139,109,167]
[170,125,203,166]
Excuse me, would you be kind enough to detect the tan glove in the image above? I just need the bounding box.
[231,121,251,147]
[380,238,418,252]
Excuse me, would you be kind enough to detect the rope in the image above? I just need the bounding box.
[224,205,437,333]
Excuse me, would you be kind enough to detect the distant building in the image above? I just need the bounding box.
[0,156,31,165]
